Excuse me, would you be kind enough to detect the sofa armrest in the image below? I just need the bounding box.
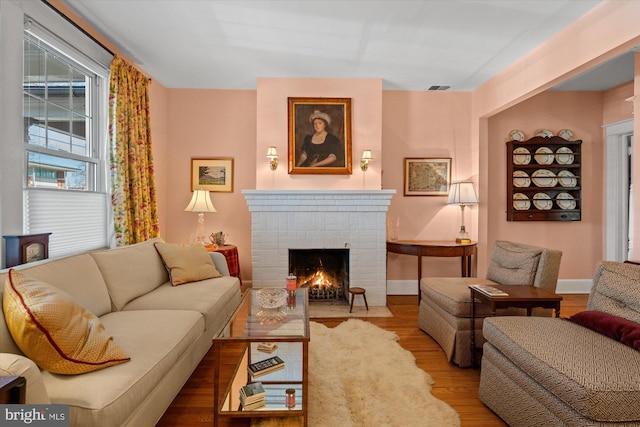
[209,252,231,277]
[0,354,50,404]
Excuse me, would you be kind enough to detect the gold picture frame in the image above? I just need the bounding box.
[288,97,352,175]
[404,157,451,196]
[191,158,234,192]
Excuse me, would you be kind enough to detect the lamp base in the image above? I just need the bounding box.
[456,237,472,244]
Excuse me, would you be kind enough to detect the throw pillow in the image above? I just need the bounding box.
[154,242,221,286]
[570,310,640,351]
[486,242,542,285]
[3,269,130,374]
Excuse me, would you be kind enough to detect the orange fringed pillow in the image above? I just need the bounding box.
[3,269,130,374]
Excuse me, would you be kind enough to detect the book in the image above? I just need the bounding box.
[257,342,278,354]
[241,399,266,411]
[240,382,266,404]
[248,355,285,378]
[470,284,509,297]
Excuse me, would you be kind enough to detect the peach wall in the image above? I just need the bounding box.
[474,0,640,274]
[164,89,256,281]
[382,91,475,279]
[602,82,634,125]
[487,91,605,279]
[255,78,382,190]
[149,80,170,239]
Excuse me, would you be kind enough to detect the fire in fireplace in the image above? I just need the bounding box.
[288,249,349,302]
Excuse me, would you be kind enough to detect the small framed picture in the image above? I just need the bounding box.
[288,97,352,175]
[191,158,234,192]
[404,157,451,196]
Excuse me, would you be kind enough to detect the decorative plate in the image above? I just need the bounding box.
[531,169,557,187]
[513,170,531,188]
[557,170,577,188]
[513,147,531,165]
[558,129,574,141]
[509,129,525,142]
[535,129,554,138]
[513,193,531,210]
[534,146,554,165]
[555,147,574,165]
[533,193,553,210]
[556,192,576,210]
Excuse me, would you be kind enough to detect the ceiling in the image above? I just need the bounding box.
[59,0,633,91]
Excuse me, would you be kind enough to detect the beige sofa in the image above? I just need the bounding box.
[0,237,242,427]
[479,261,640,426]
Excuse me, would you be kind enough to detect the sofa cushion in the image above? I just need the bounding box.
[483,316,640,422]
[420,277,498,317]
[90,237,169,311]
[570,310,640,351]
[154,242,221,286]
[123,275,241,335]
[3,269,130,375]
[486,241,542,285]
[41,309,204,427]
[587,261,640,324]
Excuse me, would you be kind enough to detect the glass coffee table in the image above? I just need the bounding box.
[213,288,309,426]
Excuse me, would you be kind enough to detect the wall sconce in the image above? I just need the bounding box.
[447,182,478,243]
[360,149,373,172]
[184,189,217,245]
[266,146,279,171]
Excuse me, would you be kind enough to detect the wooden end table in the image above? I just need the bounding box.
[0,376,26,404]
[469,284,563,368]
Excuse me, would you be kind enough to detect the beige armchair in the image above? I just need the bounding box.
[417,240,562,367]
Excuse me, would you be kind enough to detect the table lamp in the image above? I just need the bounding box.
[184,189,217,244]
[447,182,478,243]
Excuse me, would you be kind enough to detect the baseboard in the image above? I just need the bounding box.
[386,279,591,295]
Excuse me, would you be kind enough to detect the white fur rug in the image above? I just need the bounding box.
[253,319,460,427]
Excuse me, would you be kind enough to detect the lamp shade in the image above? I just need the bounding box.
[361,149,373,160]
[266,146,278,158]
[184,190,217,213]
[447,182,478,205]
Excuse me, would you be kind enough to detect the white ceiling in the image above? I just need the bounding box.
[59,0,632,91]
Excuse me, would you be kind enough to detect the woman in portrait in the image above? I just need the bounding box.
[297,110,344,167]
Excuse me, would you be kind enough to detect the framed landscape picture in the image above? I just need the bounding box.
[404,157,451,196]
[288,97,352,175]
[191,158,234,192]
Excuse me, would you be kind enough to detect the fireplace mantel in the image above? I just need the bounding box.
[243,189,395,306]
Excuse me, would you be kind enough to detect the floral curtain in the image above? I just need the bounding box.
[109,56,159,246]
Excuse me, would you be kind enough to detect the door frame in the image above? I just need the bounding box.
[605,119,633,261]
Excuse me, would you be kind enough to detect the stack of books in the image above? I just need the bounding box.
[240,382,266,411]
[247,355,285,378]
[257,342,277,354]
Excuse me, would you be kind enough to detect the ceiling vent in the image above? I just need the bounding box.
[427,85,451,91]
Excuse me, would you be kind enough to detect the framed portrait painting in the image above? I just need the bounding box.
[191,158,234,192]
[404,157,451,196]
[288,97,352,175]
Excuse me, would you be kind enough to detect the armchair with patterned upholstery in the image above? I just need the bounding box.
[417,240,562,367]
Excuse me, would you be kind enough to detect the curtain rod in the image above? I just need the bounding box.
[42,0,116,57]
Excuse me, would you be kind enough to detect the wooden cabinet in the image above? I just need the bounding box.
[507,136,581,221]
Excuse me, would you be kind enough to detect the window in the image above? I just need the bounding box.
[22,18,111,257]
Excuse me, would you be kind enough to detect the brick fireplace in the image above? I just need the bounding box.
[243,190,395,306]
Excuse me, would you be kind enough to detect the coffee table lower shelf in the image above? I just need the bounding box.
[213,340,307,426]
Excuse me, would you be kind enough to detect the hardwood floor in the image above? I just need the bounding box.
[156,293,588,427]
